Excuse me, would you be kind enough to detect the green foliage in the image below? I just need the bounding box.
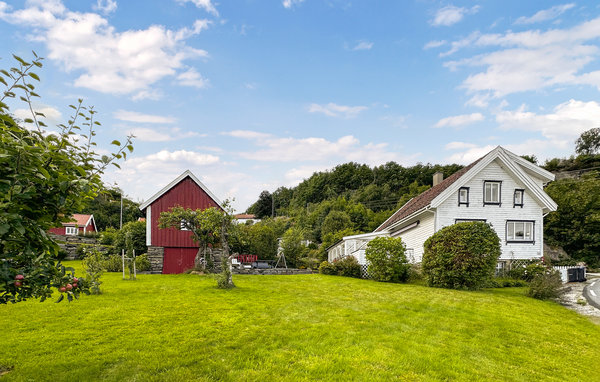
[483,278,528,288]
[527,269,564,300]
[246,190,273,218]
[320,210,354,238]
[83,187,143,231]
[333,256,362,278]
[135,254,151,272]
[99,227,118,245]
[103,255,122,272]
[365,237,410,283]
[506,261,547,282]
[422,222,501,290]
[81,250,104,295]
[232,220,280,260]
[0,53,132,303]
[575,127,600,155]
[318,261,337,275]
[280,226,307,268]
[113,221,147,257]
[320,227,361,261]
[544,173,600,267]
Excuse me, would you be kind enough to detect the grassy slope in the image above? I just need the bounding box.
[0,262,599,381]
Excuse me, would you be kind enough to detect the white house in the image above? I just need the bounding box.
[327,146,557,271]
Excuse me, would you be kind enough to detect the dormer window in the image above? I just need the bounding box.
[484,181,501,205]
[514,189,524,208]
[458,187,469,206]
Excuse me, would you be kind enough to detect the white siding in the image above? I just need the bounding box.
[435,159,544,261]
[390,212,435,263]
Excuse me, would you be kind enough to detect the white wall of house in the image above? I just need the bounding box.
[435,159,544,261]
[389,212,435,263]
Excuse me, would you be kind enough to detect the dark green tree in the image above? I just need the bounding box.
[575,128,600,155]
[247,190,273,218]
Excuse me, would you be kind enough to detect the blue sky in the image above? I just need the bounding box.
[1,0,600,211]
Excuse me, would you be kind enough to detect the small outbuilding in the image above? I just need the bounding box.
[49,214,97,236]
[139,170,223,274]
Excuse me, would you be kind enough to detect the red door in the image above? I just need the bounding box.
[163,247,198,274]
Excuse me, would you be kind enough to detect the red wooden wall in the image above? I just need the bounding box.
[163,248,198,274]
[48,223,94,236]
[150,177,221,248]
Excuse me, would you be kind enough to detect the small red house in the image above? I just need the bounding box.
[139,170,223,274]
[49,214,97,236]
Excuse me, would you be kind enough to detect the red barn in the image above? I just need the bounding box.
[139,170,223,274]
[49,214,97,236]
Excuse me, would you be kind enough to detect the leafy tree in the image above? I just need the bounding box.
[320,227,361,261]
[0,53,132,304]
[575,128,600,155]
[321,210,353,237]
[113,221,147,256]
[158,202,237,288]
[83,187,142,230]
[520,155,538,164]
[280,227,307,268]
[544,173,600,267]
[422,222,501,290]
[247,190,272,218]
[365,237,410,283]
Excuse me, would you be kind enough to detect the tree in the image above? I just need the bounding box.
[544,173,600,267]
[365,237,410,283]
[575,128,600,155]
[0,53,133,304]
[83,186,143,230]
[113,221,147,256]
[280,227,307,268]
[422,222,501,290]
[247,190,272,218]
[320,210,353,237]
[158,202,237,288]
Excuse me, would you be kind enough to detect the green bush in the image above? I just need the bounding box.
[333,256,362,278]
[365,237,410,283]
[527,269,564,300]
[483,278,528,288]
[507,261,546,281]
[319,261,337,275]
[82,250,104,295]
[103,255,123,272]
[135,254,151,272]
[422,222,501,290]
[99,227,118,245]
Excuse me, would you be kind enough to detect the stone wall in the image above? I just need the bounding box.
[50,233,110,260]
[233,268,313,275]
[147,246,164,273]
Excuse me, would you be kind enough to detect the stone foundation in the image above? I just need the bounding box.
[50,233,110,260]
[147,246,164,273]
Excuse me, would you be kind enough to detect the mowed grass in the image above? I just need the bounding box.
[1,262,599,381]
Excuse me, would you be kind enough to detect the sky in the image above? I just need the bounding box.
[1,0,600,212]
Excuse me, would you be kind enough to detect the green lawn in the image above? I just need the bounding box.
[0,262,599,381]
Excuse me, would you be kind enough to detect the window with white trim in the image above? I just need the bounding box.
[514,189,524,207]
[506,220,534,242]
[180,220,190,231]
[458,187,469,206]
[484,181,501,205]
[65,226,78,236]
[405,248,415,262]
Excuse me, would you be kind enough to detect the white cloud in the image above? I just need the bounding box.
[495,99,600,145]
[434,113,484,128]
[308,102,367,118]
[13,105,62,126]
[114,110,176,124]
[430,5,480,27]
[176,68,209,88]
[0,1,210,96]
[176,0,218,16]
[442,17,600,97]
[424,40,446,49]
[514,3,575,25]
[282,0,305,9]
[223,130,272,139]
[351,40,373,51]
[446,144,496,164]
[93,0,117,15]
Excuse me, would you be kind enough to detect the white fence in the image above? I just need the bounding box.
[553,266,586,283]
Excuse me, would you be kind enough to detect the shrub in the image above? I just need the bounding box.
[422,222,501,290]
[82,250,104,294]
[99,227,118,245]
[103,255,123,272]
[319,261,337,275]
[365,237,410,283]
[527,269,564,300]
[334,256,362,278]
[483,278,528,288]
[135,254,151,272]
[507,261,546,281]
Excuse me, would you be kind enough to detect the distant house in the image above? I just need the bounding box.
[139,170,223,274]
[327,146,558,273]
[234,213,261,224]
[49,214,97,236]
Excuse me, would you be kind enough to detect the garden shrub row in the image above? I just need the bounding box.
[319,256,362,278]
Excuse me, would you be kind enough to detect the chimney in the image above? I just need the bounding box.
[433,172,444,186]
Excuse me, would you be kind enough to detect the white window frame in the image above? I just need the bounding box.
[484,181,502,205]
[458,187,469,206]
[514,189,524,208]
[65,226,78,236]
[506,220,534,243]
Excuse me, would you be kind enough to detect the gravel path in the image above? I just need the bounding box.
[561,274,600,318]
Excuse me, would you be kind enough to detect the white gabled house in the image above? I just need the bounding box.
[327,146,558,271]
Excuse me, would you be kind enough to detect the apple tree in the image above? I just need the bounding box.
[0,53,133,303]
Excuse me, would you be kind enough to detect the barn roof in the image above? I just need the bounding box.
[139,170,223,211]
[374,159,481,232]
[234,214,256,219]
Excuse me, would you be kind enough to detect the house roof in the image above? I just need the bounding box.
[234,214,256,219]
[375,146,558,233]
[139,170,224,211]
[63,214,96,230]
[375,159,481,232]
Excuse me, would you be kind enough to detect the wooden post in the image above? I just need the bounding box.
[121,248,125,280]
[133,249,137,280]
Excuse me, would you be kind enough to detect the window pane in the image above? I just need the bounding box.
[515,190,522,205]
[515,222,524,239]
[507,222,514,240]
[485,183,491,202]
[525,222,532,239]
[492,184,499,202]
[459,189,467,203]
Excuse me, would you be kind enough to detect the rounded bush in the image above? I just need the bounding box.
[318,261,337,275]
[365,237,410,283]
[422,222,501,290]
[334,256,362,278]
